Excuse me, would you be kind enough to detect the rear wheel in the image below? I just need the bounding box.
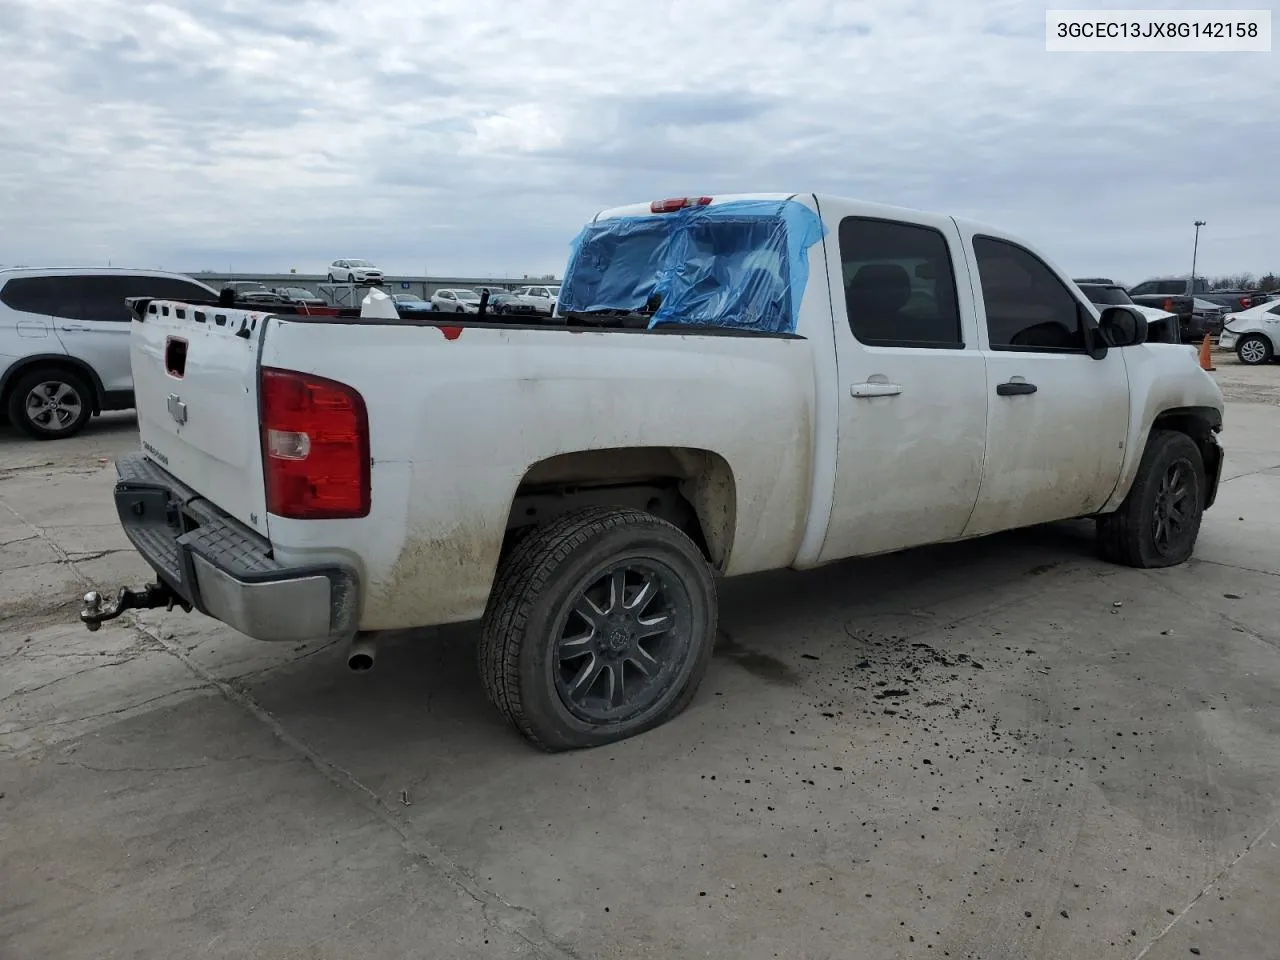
[1096,430,1205,568]
[1237,334,1273,365]
[6,367,94,440]
[479,507,717,751]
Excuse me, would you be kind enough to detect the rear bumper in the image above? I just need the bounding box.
[114,452,359,642]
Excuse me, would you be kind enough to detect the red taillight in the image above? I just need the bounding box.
[260,367,369,520]
[650,196,713,213]
[1163,298,1175,312]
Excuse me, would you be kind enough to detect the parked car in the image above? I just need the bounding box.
[1127,278,1217,342]
[1128,277,1260,341]
[220,281,291,305]
[1073,279,1179,343]
[1191,298,1230,336]
[1218,299,1280,364]
[430,288,482,313]
[391,294,434,314]
[273,286,326,307]
[487,293,540,316]
[0,267,216,439]
[511,284,560,314]
[81,192,1224,751]
[326,260,384,285]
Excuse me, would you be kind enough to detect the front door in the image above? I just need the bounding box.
[957,230,1130,536]
[816,203,989,564]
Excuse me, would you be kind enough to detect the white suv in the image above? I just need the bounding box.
[511,284,559,314]
[0,267,217,439]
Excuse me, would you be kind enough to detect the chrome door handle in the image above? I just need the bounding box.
[59,324,89,332]
[851,381,903,398]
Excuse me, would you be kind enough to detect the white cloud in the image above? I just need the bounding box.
[0,0,1275,282]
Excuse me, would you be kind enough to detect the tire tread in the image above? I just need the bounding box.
[1097,429,1204,568]
[479,506,714,751]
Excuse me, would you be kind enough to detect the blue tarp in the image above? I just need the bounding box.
[557,199,826,334]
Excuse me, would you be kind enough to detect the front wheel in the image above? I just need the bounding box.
[6,367,94,440]
[479,507,717,751]
[1096,429,1205,568]
[326,273,335,283]
[1237,334,1273,365]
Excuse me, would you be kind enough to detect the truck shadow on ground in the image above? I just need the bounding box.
[240,519,1103,769]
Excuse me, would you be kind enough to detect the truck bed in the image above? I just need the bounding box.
[125,295,824,633]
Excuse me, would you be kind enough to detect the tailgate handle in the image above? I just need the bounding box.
[165,337,188,378]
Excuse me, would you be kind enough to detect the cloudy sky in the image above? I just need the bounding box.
[0,0,1275,282]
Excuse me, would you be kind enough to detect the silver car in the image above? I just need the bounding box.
[0,267,216,439]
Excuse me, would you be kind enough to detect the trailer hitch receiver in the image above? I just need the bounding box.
[80,582,191,631]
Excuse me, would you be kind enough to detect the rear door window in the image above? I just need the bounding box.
[123,276,213,304]
[838,217,963,348]
[56,276,133,323]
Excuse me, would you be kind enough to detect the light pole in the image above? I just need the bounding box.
[1191,220,1206,288]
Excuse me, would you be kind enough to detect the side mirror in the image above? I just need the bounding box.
[1098,306,1148,348]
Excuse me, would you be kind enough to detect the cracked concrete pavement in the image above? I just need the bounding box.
[2,361,1279,959]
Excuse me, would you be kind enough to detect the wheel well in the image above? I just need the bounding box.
[1152,407,1222,503]
[505,447,737,569]
[0,356,104,413]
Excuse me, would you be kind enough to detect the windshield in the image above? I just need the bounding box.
[1078,284,1133,306]
[347,260,374,268]
[455,290,480,302]
[393,294,422,302]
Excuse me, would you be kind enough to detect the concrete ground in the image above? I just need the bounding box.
[2,357,1278,960]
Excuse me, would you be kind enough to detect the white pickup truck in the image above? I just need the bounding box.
[80,193,1224,751]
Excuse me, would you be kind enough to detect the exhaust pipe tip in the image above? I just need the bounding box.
[346,635,377,672]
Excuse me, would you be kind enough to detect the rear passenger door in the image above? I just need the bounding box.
[957,230,1130,536]
[50,275,134,397]
[817,206,989,563]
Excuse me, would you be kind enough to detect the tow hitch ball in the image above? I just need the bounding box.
[81,582,190,631]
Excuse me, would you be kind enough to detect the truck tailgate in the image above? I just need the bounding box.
[130,300,270,537]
